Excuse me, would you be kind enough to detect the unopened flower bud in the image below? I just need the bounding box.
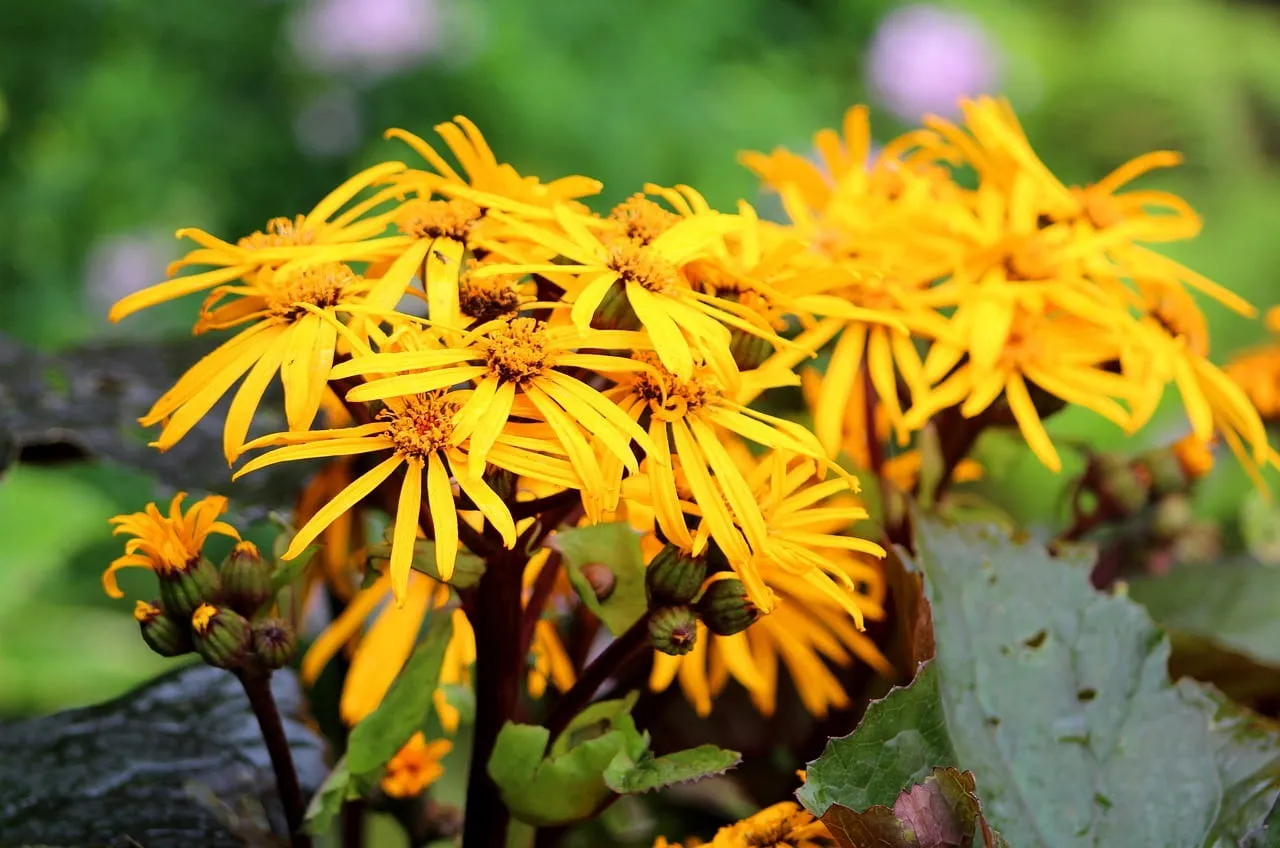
[695,578,759,636]
[645,545,707,606]
[590,280,642,331]
[580,563,616,601]
[191,603,252,669]
[729,330,774,371]
[158,556,221,619]
[220,541,272,617]
[648,605,698,656]
[1151,493,1195,543]
[134,600,193,657]
[251,618,297,670]
[1092,453,1149,519]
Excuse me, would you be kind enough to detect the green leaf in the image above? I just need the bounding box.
[821,767,1009,848]
[603,744,741,795]
[347,610,454,780]
[0,664,326,846]
[1179,683,1280,847]
[304,756,359,837]
[797,663,958,814]
[488,694,650,826]
[1129,559,1280,667]
[554,522,647,635]
[911,516,1222,846]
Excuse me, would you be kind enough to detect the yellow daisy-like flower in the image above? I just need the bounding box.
[476,207,753,381]
[656,801,833,848]
[233,389,573,601]
[906,296,1136,472]
[381,731,452,798]
[331,317,659,519]
[139,262,378,461]
[108,161,408,322]
[1227,306,1280,422]
[103,493,239,597]
[603,356,828,608]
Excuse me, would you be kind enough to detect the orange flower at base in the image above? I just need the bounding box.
[655,801,832,848]
[381,732,451,798]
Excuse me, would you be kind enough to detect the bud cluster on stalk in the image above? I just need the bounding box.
[644,543,760,656]
[134,541,297,673]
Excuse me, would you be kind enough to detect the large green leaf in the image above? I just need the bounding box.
[802,515,1275,847]
[0,664,327,846]
[1129,559,1280,669]
[346,610,454,781]
[554,522,647,636]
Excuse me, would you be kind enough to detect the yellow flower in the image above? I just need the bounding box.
[906,296,1136,472]
[103,493,240,597]
[330,317,659,520]
[381,732,452,798]
[1172,434,1216,481]
[476,207,755,381]
[603,356,829,608]
[1227,306,1280,422]
[656,802,832,848]
[108,161,407,322]
[386,116,602,212]
[139,262,379,461]
[233,389,573,601]
[301,556,574,731]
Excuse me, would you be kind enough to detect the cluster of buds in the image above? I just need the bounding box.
[134,541,297,672]
[644,544,760,656]
[1069,436,1221,575]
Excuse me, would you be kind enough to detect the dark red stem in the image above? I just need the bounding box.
[236,669,312,848]
[542,614,651,752]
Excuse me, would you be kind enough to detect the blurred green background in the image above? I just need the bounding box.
[3,0,1280,716]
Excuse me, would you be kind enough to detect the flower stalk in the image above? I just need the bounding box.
[236,668,312,848]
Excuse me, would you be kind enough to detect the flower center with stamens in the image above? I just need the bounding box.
[609,194,680,245]
[382,393,460,460]
[481,317,550,385]
[399,198,483,242]
[238,215,317,249]
[629,353,714,419]
[263,263,358,321]
[459,270,523,324]
[607,241,679,292]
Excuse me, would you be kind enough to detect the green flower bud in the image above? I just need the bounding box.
[219,541,272,617]
[1136,449,1187,499]
[695,578,759,636]
[191,603,252,669]
[729,330,774,371]
[251,618,297,670]
[590,280,642,331]
[645,545,707,606]
[1091,453,1149,519]
[1151,493,1195,543]
[134,600,193,658]
[648,605,698,656]
[158,555,221,619]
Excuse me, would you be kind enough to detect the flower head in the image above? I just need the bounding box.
[656,801,832,848]
[103,493,240,597]
[381,732,452,798]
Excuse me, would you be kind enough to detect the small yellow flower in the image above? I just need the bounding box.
[1172,434,1215,481]
[656,801,832,848]
[108,161,408,323]
[103,493,240,597]
[1227,306,1280,422]
[191,602,219,635]
[381,732,452,799]
[133,600,162,623]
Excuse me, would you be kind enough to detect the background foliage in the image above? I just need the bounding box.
[2,0,1279,761]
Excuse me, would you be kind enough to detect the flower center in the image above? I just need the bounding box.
[740,806,814,847]
[609,194,680,245]
[382,393,460,460]
[459,270,523,324]
[630,353,714,419]
[238,215,317,249]
[481,317,550,385]
[264,263,358,321]
[399,198,483,242]
[607,241,679,292]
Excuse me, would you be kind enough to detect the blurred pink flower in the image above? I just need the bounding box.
[290,0,441,76]
[867,4,1000,121]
